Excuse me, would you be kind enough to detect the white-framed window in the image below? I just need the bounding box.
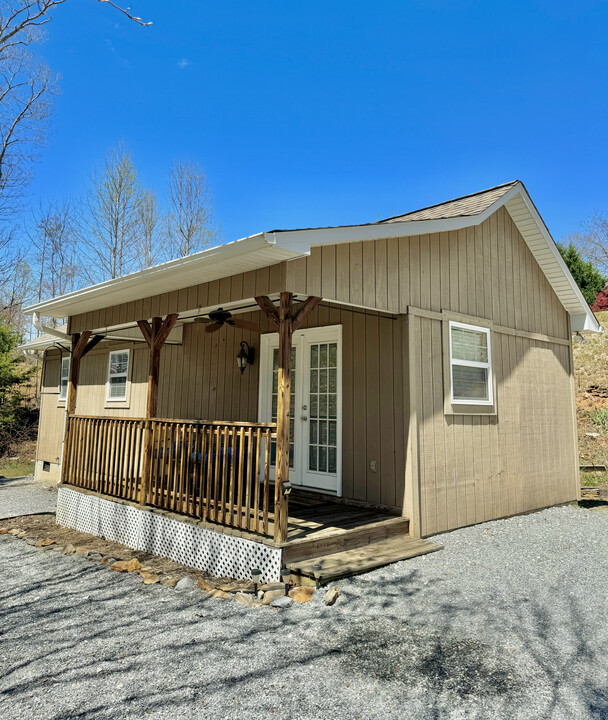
[58,356,70,401]
[449,321,493,405]
[106,349,130,402]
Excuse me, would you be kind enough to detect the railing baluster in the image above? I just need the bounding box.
[61,416,277,538]
[253,427,261,533]
[263,429,271,535]
[244,427,253,531]
[218,426,228,525]
[237,427,245,530]
[212,426,221,523]
[227,428,236,527]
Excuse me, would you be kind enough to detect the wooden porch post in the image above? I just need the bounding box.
[274,292,293,543]
[61,330,103,484]
[255,293,321,543]
[137,314,179,505]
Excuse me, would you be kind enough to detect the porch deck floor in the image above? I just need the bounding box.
[283,494,398,542]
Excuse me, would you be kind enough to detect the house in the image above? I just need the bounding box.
[22,181,600,583]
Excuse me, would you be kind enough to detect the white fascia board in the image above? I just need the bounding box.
[270,184,525,252]
[24,234,301,319]
[504,190,601,333]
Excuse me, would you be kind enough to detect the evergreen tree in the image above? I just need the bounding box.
[558,242,607,306]
[0,319,36,456]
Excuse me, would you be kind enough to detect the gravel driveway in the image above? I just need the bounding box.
[1,504,607,720]
[0,476,57,519]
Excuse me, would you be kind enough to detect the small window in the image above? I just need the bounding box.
[449,321,493,405]
[106,349,129,402]
[58,356,70,401]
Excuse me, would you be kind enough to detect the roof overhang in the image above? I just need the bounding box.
[24,182,600,333]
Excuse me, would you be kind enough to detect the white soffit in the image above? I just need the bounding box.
[24,234,301,319]
[24,183,599,333]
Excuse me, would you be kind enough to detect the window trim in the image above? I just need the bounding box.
[105,349,130,403]
[58,356,70,403]
[448,320,493,406]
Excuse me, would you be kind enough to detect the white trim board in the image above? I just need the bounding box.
[24,182,599,333]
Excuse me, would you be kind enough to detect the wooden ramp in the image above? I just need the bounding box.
[287,535,443,584]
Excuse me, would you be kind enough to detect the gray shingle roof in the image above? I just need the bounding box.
[380,181,518,223]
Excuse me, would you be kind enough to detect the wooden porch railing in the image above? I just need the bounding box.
[61,415,277,536]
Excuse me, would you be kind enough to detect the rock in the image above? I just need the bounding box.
[324,587,340,606]
[289,586,315,603]
[159,575,179,587]
[100,556,116,566]
[8,529,21,535]
[88,553,103,562]
[111,558,142,573]
[197,577,213,592]
[234,591,262,608]
[262,589,286,605]
[24,538,39,546]
[17,530,26,538]
[219,581,254,593]
[270,595,293,608]
[62,544,76,555]
[140,572,160,585]
[75,549,89,558]
[0,528,10,535]
[175,576,197,591]
[35,538,55,547]
[586,432,601,438]
[260,582,284,592]
[206,589,232,599]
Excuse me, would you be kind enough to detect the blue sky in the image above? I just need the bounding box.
[28,0,608,242]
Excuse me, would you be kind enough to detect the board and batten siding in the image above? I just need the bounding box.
[49,305,405,511]
[37,351,66,464]
[409,312,577,537]
[284,206,569,339]
[70,208,567,344]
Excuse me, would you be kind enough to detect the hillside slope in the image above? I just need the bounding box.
[573,310,608,485]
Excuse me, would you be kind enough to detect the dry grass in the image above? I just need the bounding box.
[573,310,608,487]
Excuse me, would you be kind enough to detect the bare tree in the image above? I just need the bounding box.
[29,199,77,317]
[135,186,161,268]
[569,215,608,277]
[79,144,142,283]
[166,160,217,258]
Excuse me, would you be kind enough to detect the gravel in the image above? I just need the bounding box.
[1,504,607,720]
[0,476,57,519]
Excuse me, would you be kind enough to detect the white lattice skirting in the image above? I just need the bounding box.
[56,487,282,583]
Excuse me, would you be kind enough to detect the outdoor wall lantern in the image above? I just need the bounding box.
[237,340,255,374]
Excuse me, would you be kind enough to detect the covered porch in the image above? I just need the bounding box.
[57,291,438,580]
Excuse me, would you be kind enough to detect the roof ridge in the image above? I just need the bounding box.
[379,180,520,223]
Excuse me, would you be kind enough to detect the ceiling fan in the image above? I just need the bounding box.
[194,307,262,334]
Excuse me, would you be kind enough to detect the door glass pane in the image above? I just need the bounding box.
[270,347,296,468]
[307,341,338,475]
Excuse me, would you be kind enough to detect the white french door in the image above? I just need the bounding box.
[259,325,342,495]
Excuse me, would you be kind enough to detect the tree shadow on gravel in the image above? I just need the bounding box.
[0,539,607,720]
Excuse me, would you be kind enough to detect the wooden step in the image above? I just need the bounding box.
[281,516,410,564]
[287,535,443,583]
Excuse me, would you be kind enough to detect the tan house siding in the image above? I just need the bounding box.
[36,351,65,466]
[285,207,569,339]
[40,203,576,527]
[411,312,576,537]
[70,207,568,344]
[56,304,406,510]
